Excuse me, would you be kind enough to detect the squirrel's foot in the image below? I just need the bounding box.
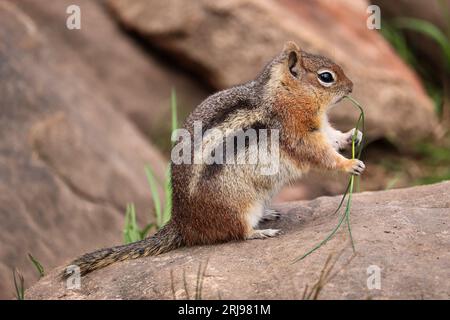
[341,128,363,149]
[261,209,281,222]
[247,229,281,240]
[345,159,365,175]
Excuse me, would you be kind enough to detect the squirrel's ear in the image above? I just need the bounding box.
[283,41,302,78]
[283,41,301,53]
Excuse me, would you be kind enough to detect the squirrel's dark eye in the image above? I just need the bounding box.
[319,72,333,82]
[317,70,336,87]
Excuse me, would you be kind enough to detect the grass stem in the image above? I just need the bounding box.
[293,95,365,262]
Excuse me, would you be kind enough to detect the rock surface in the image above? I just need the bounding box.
[0,0,206,298]
[15,0,210,152]
[27,182,450,300]
[107,0,438,146]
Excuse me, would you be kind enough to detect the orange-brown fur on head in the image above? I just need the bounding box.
[268,41,353,136]
[276,41,353,106]
[266,41,353,174]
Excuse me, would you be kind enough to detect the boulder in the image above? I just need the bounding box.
[14,0,210,152]
[26,182,450,299]
[107,0,438,146]
[0,0,200,298]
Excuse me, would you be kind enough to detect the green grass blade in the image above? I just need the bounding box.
[123,203,142,244]
[380,23,419,69]
[345,177,356,252]
[13,269,25,300]
[293,180,351,262]
[162,89,177,226]
[346,96,366,251]
[122,90,177,239]
[130,204,140,242]
[293,95,365,263]
[145,165,162,227]
[162,164,172,226]
[293,197,349,263]
[437,0,450,37]
[28,253,44,278]
[123,204,132,244]
[395,17,450,71]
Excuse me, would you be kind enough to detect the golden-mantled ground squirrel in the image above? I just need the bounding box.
[65,41,364,277]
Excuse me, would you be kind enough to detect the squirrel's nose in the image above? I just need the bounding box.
[347,81,353,94]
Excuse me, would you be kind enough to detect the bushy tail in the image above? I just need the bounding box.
[62,223,182,278]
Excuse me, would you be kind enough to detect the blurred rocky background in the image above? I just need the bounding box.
[0,0,448,298]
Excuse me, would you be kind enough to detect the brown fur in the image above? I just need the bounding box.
[63,41,363,278]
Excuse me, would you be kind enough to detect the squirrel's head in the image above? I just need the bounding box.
[267,41,353,109]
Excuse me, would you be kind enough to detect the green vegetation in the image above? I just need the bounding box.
[170,259,210,300]
[11,254,44,300]
[395,18,450,72]
[28,253,44,278]
[302,251,355,300]
[294,96,365,262]
[13,269,25,300]
[123,203,153,244]
[380,2,450,116]
[379,2,450,186]
[414,141,450,184]
[123,90,177,244]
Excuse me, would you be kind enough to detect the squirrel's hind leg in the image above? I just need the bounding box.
[246,228,281,240]
[243,201,281,240]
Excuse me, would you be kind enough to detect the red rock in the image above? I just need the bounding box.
[108,0,438,146]
[26,182,450,299]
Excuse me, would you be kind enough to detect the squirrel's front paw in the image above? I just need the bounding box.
[345,159,365,175]
[344,128,363,147]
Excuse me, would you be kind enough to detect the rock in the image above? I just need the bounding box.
[107,0,438,147]
[0,0,188,298]
[26,182,450,299]
[14,0,210,153]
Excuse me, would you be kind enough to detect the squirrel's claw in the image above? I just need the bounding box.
[347,128,363,146]
[247,229,281,240]
[345,128,363,146]
[348,159,365,175]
